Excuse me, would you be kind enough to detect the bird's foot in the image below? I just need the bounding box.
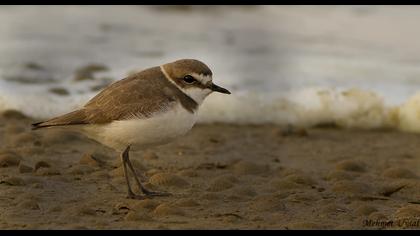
[126,193,147,200]
[126,189,147,199]
[142,188,172,197]
[126,189,171,200]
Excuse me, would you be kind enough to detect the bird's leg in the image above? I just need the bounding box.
[121,145,145,199]
[123,146,171,197]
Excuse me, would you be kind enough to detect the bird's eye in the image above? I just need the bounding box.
[183,75,196,84]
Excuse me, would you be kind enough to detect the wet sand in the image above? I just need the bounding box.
[0,110,419,229]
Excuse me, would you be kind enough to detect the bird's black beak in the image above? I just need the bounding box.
[210,83,231,94]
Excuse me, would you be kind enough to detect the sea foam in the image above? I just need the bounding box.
[3,76,420,134]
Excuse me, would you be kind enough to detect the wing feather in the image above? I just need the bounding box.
[32,66,177,129]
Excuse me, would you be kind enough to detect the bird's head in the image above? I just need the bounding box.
[161,59,230,104]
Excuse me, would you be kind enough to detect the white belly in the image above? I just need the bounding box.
[83,103,198,151]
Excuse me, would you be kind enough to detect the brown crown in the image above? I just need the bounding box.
[161,59,213,88]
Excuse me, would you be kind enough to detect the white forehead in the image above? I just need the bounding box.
[191,73,212,85]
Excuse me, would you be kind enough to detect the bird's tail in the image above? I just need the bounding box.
[31,109,88,130]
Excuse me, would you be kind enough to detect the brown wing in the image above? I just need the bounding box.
[83,66,178,121]
[32,67,179,129]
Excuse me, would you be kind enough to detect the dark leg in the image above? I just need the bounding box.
[121,146,145,199]
[124,151,171,197]
[121,145,171,198]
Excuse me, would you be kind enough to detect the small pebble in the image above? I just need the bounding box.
[0,176,25,186]
[0,151,21,167]
[1,110,28,119]
[35,161,51,170]
[18,163,34,173]
[36,167,61,176]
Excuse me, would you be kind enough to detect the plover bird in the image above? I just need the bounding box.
[32,59,231,199]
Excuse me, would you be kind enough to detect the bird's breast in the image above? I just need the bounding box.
[88,103,198,151]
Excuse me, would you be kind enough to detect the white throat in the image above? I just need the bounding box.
[183,87,212,105]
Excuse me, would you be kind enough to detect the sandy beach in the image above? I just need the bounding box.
[2,6,420,230]
[0,110,418,229]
